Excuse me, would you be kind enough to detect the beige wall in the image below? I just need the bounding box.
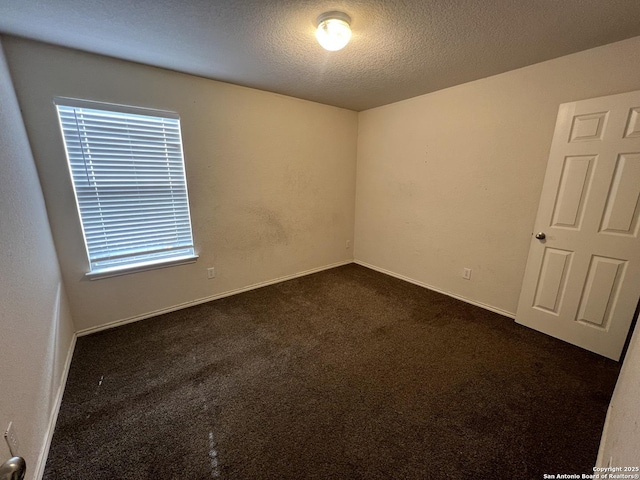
[355,36,640,315]
[0,40,75,479]
[2,36,358,332]
[597,326,640,467]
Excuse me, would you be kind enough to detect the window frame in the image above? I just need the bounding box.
[54,97,198,280]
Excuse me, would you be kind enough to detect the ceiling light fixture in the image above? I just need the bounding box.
[315,11,352,51]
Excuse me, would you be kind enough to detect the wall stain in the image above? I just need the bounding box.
[222,204,290,252]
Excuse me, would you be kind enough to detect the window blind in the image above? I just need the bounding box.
[55,99,195,275]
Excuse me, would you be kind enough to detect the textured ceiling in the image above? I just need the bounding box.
[1,0,640,111]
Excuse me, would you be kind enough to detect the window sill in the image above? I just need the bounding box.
[85,254,199,280]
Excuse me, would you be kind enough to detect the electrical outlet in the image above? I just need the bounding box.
[463,268,472,280]
[207,267,215,279]
[346,240,351,249]
[4,422,19,456]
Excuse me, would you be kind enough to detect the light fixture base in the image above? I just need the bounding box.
[316,11,351,27]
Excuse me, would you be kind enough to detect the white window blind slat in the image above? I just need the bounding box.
[59,115,183,129]
[84,225,193,241]
[55,100,195,274]
[81,208,190,217]
[89,240,194,256]
[65,148,182,157]
[91,246,194,264]
[77,204,189,214]
[87,232,194,247]
[67,157,185,166]
[83,225,194,237]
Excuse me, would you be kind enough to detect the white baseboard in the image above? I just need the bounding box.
[77,260,353,337]
[354,260,516,319]
[34,333,77,480]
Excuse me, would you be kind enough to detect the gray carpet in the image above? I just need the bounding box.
[44,264,620,479]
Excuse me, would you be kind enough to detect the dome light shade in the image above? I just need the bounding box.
[315,12,352,51]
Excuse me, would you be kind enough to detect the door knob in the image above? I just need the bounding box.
[535,232,546,240]
[0,457,25,480]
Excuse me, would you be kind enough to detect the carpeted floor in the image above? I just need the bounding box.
[44,264,621,479]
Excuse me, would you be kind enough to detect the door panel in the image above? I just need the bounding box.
[533,248,573,314]
[575,255,625,328]
[516,90,640,360]
[624,108,640,138]
[551,155,595,228]
[599,153,640,235]
[569,112,608,142]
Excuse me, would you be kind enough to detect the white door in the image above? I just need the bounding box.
[516,90,640,361]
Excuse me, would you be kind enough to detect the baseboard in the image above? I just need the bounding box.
[354,260,516,319]
[34,333,77,480]
[77,260,353,337]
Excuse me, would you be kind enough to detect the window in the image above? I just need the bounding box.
[55,98,196,278]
